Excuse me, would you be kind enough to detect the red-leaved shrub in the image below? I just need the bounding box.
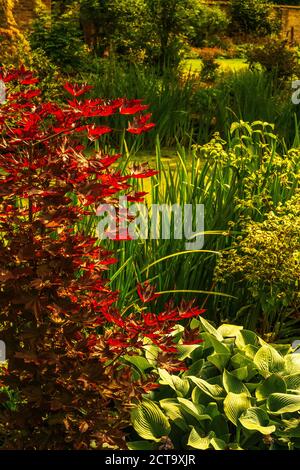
[0,68,203,449]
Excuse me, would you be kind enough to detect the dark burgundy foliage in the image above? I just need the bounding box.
[0,68,203,449]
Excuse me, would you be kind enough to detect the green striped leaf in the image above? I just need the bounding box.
[267,393,300,414]
[131,399,171,442]
[189,376,225,400]
[239,407,276,435]
[254,345,285,377]
[223,369,251,396]
[188,427,213,450]
[223,392,252,425]
[256,374,286,401]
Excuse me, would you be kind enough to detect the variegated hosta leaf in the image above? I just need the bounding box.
[210,437,227,450]
[206,402,219,418]
[223,369,251,396]
[231,352,256,370]
[236,330,259,350]
[254,345,285,377]
[267,393,300,414]
[243,344,260,360]
[187,427,214,450]
[159,399,188,432]
[200,317,223,341]
[211,414,230,441]
[285,354,300,374]
[285,373,300,391]
[202,332,230,355]
[183,359,204,377]
[158,368,189,397]
[131,399,171,442]
[223,392,252,425]
[217,324,243,338]
[123,355,152,373]
[276,418,300,437]
[231,366,249,381]
[177,397,212,422]
[199,363,221,380]
[255,374,287,401]
[239,407,276,435]
[177,344,200,361]
[207,352,230,371]
[189,376,225,400]
[144,344,159,366]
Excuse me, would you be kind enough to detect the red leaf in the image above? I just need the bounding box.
[87,125,112,140]
[22,90,41,99]
[137,282,160,303]
[64,82,93,97]
[20,78,39,85]
[120,104,149,115]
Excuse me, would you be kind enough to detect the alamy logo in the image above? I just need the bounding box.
[0,79,6,104]
[292,80,300,105]
[292,340,300,354]
[96,197,205,250]
[0,340,6,362]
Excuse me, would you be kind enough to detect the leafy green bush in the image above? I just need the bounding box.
[215,193,300,339]
[246,39,300,80]
[21,48,63,101]
[187,5,229,48]
[80,0,148,60]
[79,0,192,68]
[128,318,300,450]
[29,6,93,73]
[79,0,228,68]
[198,50,220,82]
[144,0,197,69]
[229,0,280,37]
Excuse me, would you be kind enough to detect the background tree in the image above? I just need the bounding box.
[145,0,194,69]
[30,2,89,73]
[229,0,280,37]
[79,0,228,68]
[79,0,147,58]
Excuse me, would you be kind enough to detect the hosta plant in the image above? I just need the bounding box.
[0,67,202,450]
[129,317,300,450]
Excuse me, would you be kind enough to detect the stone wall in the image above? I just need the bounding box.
[14,0,51,29]
[203,1,300,44]
[278,5,300,43]
[0,0,51,30]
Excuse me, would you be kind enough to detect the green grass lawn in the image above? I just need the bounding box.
[184,58,248,73]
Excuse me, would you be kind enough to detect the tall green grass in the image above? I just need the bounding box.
[86,60,300,149]
[87,61,197,149]
[81,121,300,339]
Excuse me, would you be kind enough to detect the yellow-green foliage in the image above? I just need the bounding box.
[195,121,300,216]
[215,193,300,328]
[0,0,62,99]
[193,121,300,336]
[0,0,30,65]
